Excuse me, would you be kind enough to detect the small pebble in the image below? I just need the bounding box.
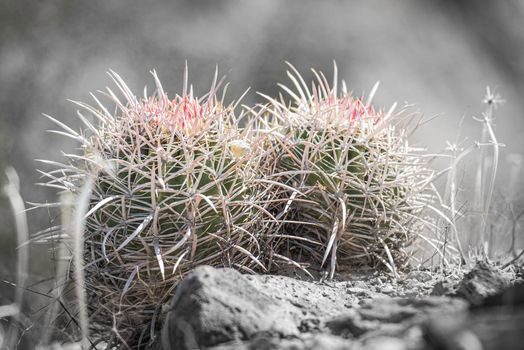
[405,280,420,290]
[353,281,368,289]
[363,336,407,350]
[359,298,373,306]
[381,285,395,294]
[408,271,433,283]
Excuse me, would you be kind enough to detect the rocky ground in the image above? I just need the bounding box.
[155,261,523,350]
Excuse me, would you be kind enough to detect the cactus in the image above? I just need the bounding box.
[40,68,272,346]
[257,63,439,278]
[38,63,445,346]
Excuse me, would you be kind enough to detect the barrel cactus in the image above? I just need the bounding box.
[41,69,273,346]
[257,63,439,278]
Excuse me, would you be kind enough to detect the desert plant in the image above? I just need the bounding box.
[473,87,505,256]
[255,63,444,278]
[442,87,510,261]
[38,68,274,348]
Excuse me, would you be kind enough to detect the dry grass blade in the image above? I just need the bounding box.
[321,218,339,268]
[71,177,94,349]
[1,167,29,349]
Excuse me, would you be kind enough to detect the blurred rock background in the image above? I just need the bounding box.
[1,0,523,322]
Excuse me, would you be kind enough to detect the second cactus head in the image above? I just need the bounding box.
[258,63,439,277]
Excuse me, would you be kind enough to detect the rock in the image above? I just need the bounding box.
[245,274,357,321]
[160,267,365,349]
[455,261,510,305]
[407,271,433,283]
[361,336,407,350]
[380,285,395,294]
[476,281,524,309]
[430,279,456,296]
[326,309,374,337]
[282,334,353,350]
[193,333,354,350]
[346,287,379,299]
[517,266,524,280]
[161,266,302,350]
[424,281,524,350]
[245,334,353,350]
[423,307,524,350]
[326,296,467,339]
[352,281,369,290]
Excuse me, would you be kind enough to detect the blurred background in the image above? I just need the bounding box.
[1,0,524,335]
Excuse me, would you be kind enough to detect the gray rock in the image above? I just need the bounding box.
[423,306,524,350]
[281,334,353,350]
[326,296,467,339]
[424,281,524,350]
[407,271,433,283]
[379,285,395,294]
[404,279,422,294]
[477,281,524,308]
[455,261,510,305]
[352,281,369,290]
[245,274,357,321]
[180,329,354,350]
[234,334,353,350]
[361,336,407,350]
[161,266,302,350]
[430,279,457,296]
[160,267,364,349]
[346,287,379,299]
